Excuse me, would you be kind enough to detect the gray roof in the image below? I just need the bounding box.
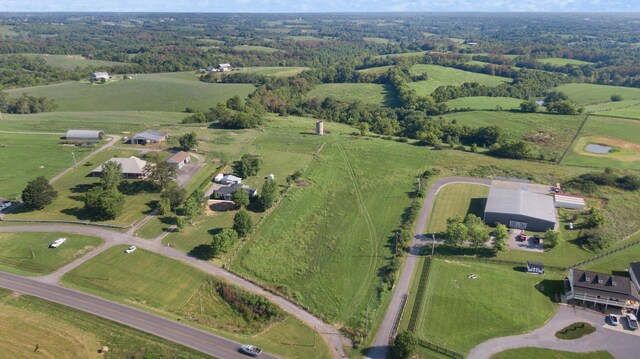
[217,184,257,197]
[527,261,544,268]
[572,268,639,301]
[484,187,556,224]
[132,130,167,142]
[92,156,147,175]
[630,262,640,282]
[92,71,109,77]
[66,129,105,140]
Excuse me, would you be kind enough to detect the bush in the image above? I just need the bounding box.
[391,331,417,359]
[610,94,623,102]
[217,283,283,322]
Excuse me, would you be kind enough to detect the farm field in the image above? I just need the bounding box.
[538,58,594,66]
[231,45,281,53]
[552,83,640,105]
[408,64,512,96]
[5,53,125,69]
[374,51,427,59]
[0,133,95,198]
[357,65,393,74]
[210,66,309,78]
[5,72,256,112]
[0,289,205,359]
[591,101,640,120]
[61,246,330,359]
[232,129,432,327]
[425,183,489,235]
[446,96,523,111]
[405,258,558,354]
[0,111,184,134]
[363,37,392,44]
[306,83,399,107]
[492,348,614,359]
[0,232,102,276]
[562,115,640,170]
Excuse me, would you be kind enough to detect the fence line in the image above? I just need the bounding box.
[389,293,408,342]
[416,338,464,359]
[569,238,640,269]
[407,258,431,332]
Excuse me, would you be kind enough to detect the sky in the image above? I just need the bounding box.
[0,0,639,13]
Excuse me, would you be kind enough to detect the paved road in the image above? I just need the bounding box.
[0,224,349,358]
[49,135,121,184]
[366,177,491,358]
[0,271,277,359]
[469,305,640,359]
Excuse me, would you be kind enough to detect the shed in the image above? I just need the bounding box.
[218,63,232,72]
[131,130,168,145]
[65,129,105,141]
[484,186,556,232]
[166,151,191,169]
[526,261,545,275]
[554,194,586,210]
[214,173,224,183]
[220,174,242,185]
[92,72,109,81]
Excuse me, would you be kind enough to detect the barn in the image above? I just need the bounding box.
[166,151,191,169]
[131,130,168,145]
[65,129,105,141]
[483,186,557,232]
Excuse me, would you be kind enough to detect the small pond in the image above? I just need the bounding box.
[585,143,613,154]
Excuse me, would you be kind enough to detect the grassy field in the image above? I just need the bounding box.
[446,96,523,111]
[405,258,558,354]
[363,37,392,44]
[588,100,640,120]
[583,233,640,274]
[552,83,640,105]
[61,246,330,358]
[492,348,614,359]
[306,83,399,107]
[6,72,256,112]
[357,65,393,74]
[408,64,511,96]
[538,58,593,66]
[6,53,125,70]
[425,183,489,234]
[562,115,640,170]
[0,111,185,134]
[0,133,95,198]
[0,232,102,275]
[7,149,159,226]
[231,45,281,53]
[374,51,427,59]
[220,66,309,78]
[0,289,206,358]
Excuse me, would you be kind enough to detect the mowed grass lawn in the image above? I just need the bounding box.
[0,232,102,276]
[446,96,523,111]
[562,115,640,170]
[408,64,511,96]
[6,72,256,112]
[425,183,489,234]
[0,133,94,198]
[583,233,640,274]
[62,246,330,359]
[0,111,185,134]
[0,289,205,359]
[306,83,399,107]
[412,259,558,354]
[492,348,614,359]
[233,132,432,326]
[553,83,640,105]
[587,99,640,120]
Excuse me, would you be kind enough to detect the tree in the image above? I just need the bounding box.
[465,214,487,251]
[183,193,205,223]
[145,153,177,190]
[233,210,253,237]
[226,95,244,111]
[84,187,124,220]
[391,331,417,359]
[445,217,467,246]
[544,91,568,103]
[546,100,580,115]
[543,230,563,249]
[176,216,186,231]
[358,122,369,136]
[160,182,186,211]
[234,154,262,178]
[178,132,198,151]
[211,228,239,256]
[232,187,250,208]
[492,223,509,252]
[258,178,279,211]
[520,100,539,112]
[157,197,171,215]
[100,161,122,191]
[616,175,640,191]
[611,94,623,102]
[22,176,58,210]
[585,208,606,228]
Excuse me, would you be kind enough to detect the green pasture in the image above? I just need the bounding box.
[357,65,393,74]
[538,58,593,66]
[446,96,523,111]
[0,232,102,276]
[62,246,330,358]
[492,348,614,359]
[589,100,640,120]
[6,72,256,112]
[374,51,427,59]
[407,258,558,354]
[363,37,392,44]
[9,53,125,70]
[552,83,640,105]
[224,66,309,78]
[583,233,640,274]
[231,45,281,53]
[306,83,399,107]
[0,133,94,198]
[425,183,489,234]
[408,64,511,96]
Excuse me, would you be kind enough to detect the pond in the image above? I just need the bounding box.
[585,143,613,154]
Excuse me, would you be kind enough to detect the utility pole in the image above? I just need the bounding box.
[71,151,77,168]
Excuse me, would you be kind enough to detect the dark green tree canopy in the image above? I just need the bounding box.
[22,176,58,210]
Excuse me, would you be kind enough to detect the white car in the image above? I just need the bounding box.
[50,238,67,248]
[627,314,638,330]
[125,245,137,254]
[239,344,262,357]
[0,201,11,211]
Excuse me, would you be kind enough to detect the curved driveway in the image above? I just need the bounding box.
[367,177,491,358]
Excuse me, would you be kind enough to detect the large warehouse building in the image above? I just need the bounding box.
[483,186,557,231]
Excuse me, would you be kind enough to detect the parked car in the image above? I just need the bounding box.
[125,245,137,254]
[607,314,619,326]
[50,237,67,248]
[239,344,262,357]
[0,201,12,211]
[627,314,638,330]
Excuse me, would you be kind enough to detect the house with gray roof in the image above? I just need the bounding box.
[567,266,640,310]
[215,183,258,201]
[131,130,168,145]
[65,129,105,141]
[483,186,556,232]
[92,156,148,179]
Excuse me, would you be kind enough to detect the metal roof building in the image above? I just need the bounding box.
[91,156,148,178]
[483,187,556,232]
[65,129,105,140]
[554,194,586,210]
[131,130,168,145]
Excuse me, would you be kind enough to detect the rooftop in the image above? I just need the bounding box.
[92,156,147,175]
[65,129,105,139]
[167,151,190,164]
[485,186,556,224]
[132,130,167,142]
[572,268,639,301]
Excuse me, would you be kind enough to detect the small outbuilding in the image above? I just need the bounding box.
[166,151,191,169]
[219,174,242,185]
[92,72,109,81]
[554,194,586,210]
[526,261,545,275]
[131,130,168,145]
[65,129,105,141]
[218,63,232,72]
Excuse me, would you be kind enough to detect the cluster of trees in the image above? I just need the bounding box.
[542,91,583,115]
[234,153,262,178]
[564,168,640,194]
[83,162,125,220]
[217,283,283,323]
[445,214,508,253]
[0,92,57,114]
[178,132,198,151]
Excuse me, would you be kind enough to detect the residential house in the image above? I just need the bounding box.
[131,130,168,145]
[166,151,191,169]
[566,266,640,310]
[215,183,258,200]
[92,156,148,179]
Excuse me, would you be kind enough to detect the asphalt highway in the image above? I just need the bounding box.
[0,271,278,359]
